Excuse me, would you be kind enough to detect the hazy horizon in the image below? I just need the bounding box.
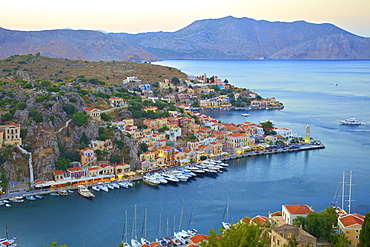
[1,0,369,37]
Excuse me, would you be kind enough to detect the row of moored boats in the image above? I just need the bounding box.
[142,160,229,186]
[125,229,199,247]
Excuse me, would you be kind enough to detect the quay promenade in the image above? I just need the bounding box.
[0,143,324,201]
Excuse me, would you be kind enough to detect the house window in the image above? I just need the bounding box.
[356,236,359,239]
[277,239,280,246]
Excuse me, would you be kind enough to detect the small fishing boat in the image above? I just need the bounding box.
[35,194,44,199]
[58,189,68,196]
[67,190,74,193]
[5,203,11,208]
[49,192,59,196]
[241,112,249,117]
[26,195,36,201]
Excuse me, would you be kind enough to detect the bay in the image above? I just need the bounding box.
[1,59,369,246]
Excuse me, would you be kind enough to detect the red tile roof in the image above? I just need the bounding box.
[228,133,245,137]
[252,215,269,224]
[84,107,95,111]
[271,211,282,217]
[67,167,84,172]
[53,170,64,175]
[189,234,208,244]
[284,205,313,215]
[339,214,364,227]
[6,123,20,128]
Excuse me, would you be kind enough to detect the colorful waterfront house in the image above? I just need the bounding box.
[271,224,316,247]
[275,128,293,138]
[109,97,125,107]
[114,163,130,177]
[112,120,125,130]
[53,170,65,181]
[99,164,114,175]
[282,205,313,225]
[337,213,364,246]
[209,142,223,155]
[226,133,250,154]
[140,160,152,170]
[188,234,208,246]
[66,167,85,179]
[157,146,176,164]
[83,107,101,121]
[182,149,197,163]
[80,148,96,166]
[4,124,22,146]
[86,166,99,177]
[140,151,156,162]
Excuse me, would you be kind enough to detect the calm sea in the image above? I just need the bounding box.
[1,60,369,247]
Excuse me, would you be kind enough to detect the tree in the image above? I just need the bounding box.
[139,143,148,153]
[284,235,299,247]
[63,104,77,115]
[329,233,349,247]
[55,157,71,171]
[41,80,52,87]
[109,154,121,165]
[80,132,88,145]
[261,121,276,135]
[200,156,208,161]
[101,112,111,122]
[1,112,13,122]
[16,102,27,110]
[359,212,370,247]
[72,112,89,126]
[296,207,337,242]
[201,221,269,247]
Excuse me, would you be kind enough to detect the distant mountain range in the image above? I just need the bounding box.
[1,16,370,61]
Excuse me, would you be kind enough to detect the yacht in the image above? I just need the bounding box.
[26,195,36,201]
[106,183,115,190]
[112,182,120,189]
[118,181,129,188]
[339,118,362,125]
[77,185,95,198]
[241,112,250,117]
[143,176,160,186]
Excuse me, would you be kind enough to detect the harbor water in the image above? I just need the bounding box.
[1,59,370,246]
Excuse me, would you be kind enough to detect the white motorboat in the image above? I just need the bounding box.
[112,182,120,189]
[35,194,44,199]
[163,174,179,183]
[152,173,168,184]
[143,176,160,186]
[241,112,250,117]
[0,201,4,206]
[339,118,362,125]
[8,197,24,203]
[118,181,129,188]
[92,185,100,192]
[5,203,11,208]
[100,185,109,192]
[77,185,95,198]
[106,183,115,190]
[124,180,133,187]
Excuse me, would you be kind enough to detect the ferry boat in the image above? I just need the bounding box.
[77,185,95,198]
[339,118,361,125]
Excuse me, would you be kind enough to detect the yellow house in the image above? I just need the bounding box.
[226,133,249,154]
[140,151,156,162]
[338,213,364,246]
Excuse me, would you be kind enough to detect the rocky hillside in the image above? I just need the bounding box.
[113,16,370,59]
[0,55,187,186]
[1,16,369,61]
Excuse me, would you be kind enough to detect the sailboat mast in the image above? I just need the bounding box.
[179,202,184,231]
[348,170,353,214]
[125,210,128,243]
[341,170,345,211]
[132,204,137,239]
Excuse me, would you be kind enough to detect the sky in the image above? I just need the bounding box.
[1,0,370,37]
